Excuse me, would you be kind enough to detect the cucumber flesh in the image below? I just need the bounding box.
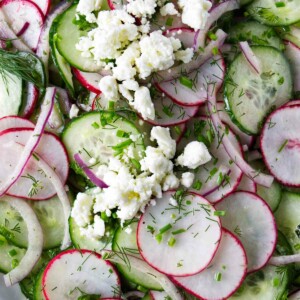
[225,46,292,134]
[248,0,300,26]
[0,195,65,249]
[112,221,163,291]
[33,270,45,300]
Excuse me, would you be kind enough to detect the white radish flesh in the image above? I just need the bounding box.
[215,191,277,272]
[137,192,221,276]
[173,229,247,300]
[237,175,257,193]
[0,116,34,131]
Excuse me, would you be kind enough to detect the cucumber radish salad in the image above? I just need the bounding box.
[1,0,300,299]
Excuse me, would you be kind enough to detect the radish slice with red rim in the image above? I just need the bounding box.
[30,0,50,15]
[137,191,221,276]
[207,84,274,187]
[284,41,300,94]
[2,196,43,286]
[215,191,277,272]
[164,28,195,49]
[0,0,44,51]
[285,100,300,107]
[0,129,69,200]
[0,116,34,131]
[102,250,183,300]
[16,21,29,36]
[143,88,199,126]
[73,68,102,94]
[172,229,247,300]
[237,175,257,193]
[239,41,262,74]
[177,116,243,203]
[0,87,55,198]
[156,55,225,106]
[261,105,300,187]
[19,83,39,118]
[42,250,121,300]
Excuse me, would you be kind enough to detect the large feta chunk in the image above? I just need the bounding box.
[132,86,155,120]
[126,0,157,18]
[76,0,102,23]
[99,76,119,101]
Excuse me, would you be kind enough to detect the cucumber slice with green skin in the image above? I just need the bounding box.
[0,195,65,249]
[257,180,282,212]
[0,70,22,118]
[33,270,45,300]
[0,235,26,274]
[224,46,292,135]
[227,21,284,50]
[54,5,103,72]
[248,0,300,26]
[275,192,300,256]
[112,221,163,291]
[62,112,145,177]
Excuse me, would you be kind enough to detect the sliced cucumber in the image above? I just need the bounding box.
[54,5,101,72]
[225,46,292,134]
[227,21,284,50]
[112,221,163,291]
[0,195,65,249]
[275,192,300,256]
[62,112,145,176]
[33,270,45,300]
[257,180,282,212]
[0,71,22,118]
[248,0,300,26]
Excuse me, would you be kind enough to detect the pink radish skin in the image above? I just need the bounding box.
[20,83,39,118]
[215,191,277,273]
[285,100,300,107]
[261,105,300,187]
[0,116,34,131]
[0,0,44,51]
[42,250,121,300]
[73,68,102,94]
[0,128,69,200]
[137,191,221,277]
[30,0,50,15]
[172,229,247,300]
[156,56,225,107]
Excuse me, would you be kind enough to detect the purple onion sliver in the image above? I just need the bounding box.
[239,41,261,74]
[74,153,108,188]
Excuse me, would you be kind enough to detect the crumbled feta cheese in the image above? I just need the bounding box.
[125,226,133,234]
[71,192,94,227]
[123,79,139,91]
[150,126,176,159]
[160,3,179,16]
[76,0,102,23]
[169,196,177,206]
[175,48,194,64]
[162,173,180,191]
[69,104,79,119]
[178,0,212,30]
[133,86,155,120]
[93,215,105,236]
[176,141,212,169]
[126,0,157,18]
[99,76,119,101]
[181,172,195,188]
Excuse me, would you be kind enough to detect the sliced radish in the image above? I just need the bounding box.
[144,90,199,126]
[237,175,257,193]
[2,196,43,286]
[207,84,274,187]
[285,100,300,106]
[247,150,262,162]
[156,29,227,83]
[215,191,277,272]
[289,290,300,300]
[30,0,50,15]
[173,229,247,300]
[150,291,169,300]
[164,28,195,49]
[42,249,121,300]
[137,191,221,276]
[19,83,39,118]
[0,0,44,51]
[0,129,68,200]
[0,116,34,131]
[177,116,243,203]
[16,21,29,36]
[102,250,183,300]
[194,0,239,49]
[261,105,300,187]
[73,68,102,94]
[0,87,55,198]
[239,41,262,74]
[156,55,225,106]
[285,41,300,94]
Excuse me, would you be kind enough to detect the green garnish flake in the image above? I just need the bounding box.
[147,225,155,234]
[192,180,202,190]
[8,249,18,257]
[168,237,176,247]
[155,233,163,244]
[214,210,226,217]
[214,272,222,282]
[116,130,129,138]
[91,122,100,129]
[112,139,132,151]
[208,31,217,41]
[275,1,285,7]
[272,277,280,287]
[11,259,19,269]
[159,223,172,234]
[278,77,284,85]
[278,139,288,153]
[217,172,223,185]
[130,158,141,170]
[166,17,174,26]
[212,47,219,56]
[179,76,193,89]
[210,167,218,177]
[172,228,186,235]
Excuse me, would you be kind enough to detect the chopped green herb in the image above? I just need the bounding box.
[278,139,288,153]
[159,223,172,234]
[214,272,222,281]
[168,237,176,247]
[214,210,226,217]
[275,1,285,7]
[172,228,186,235]
[180,76,193,89]
[166,17,173,26]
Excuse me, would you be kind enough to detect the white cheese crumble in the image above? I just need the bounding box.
[178,0,212,30]
[98,76,119,101]
[69,104,80,119]
[132,86,155,120]
[160,3,179,16]
[176,141,212,169]
[126,0,157,18]
[181,172,195,188]
[76,0,103,23]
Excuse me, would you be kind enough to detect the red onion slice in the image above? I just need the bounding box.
[269,254,300,266]
[0,87,55,197]
[239,41,262,74]
[74,153,108,189]
[195,0,239,50]
[207,85,274,187]
[16,22,29,37]
[3,196,43,286]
